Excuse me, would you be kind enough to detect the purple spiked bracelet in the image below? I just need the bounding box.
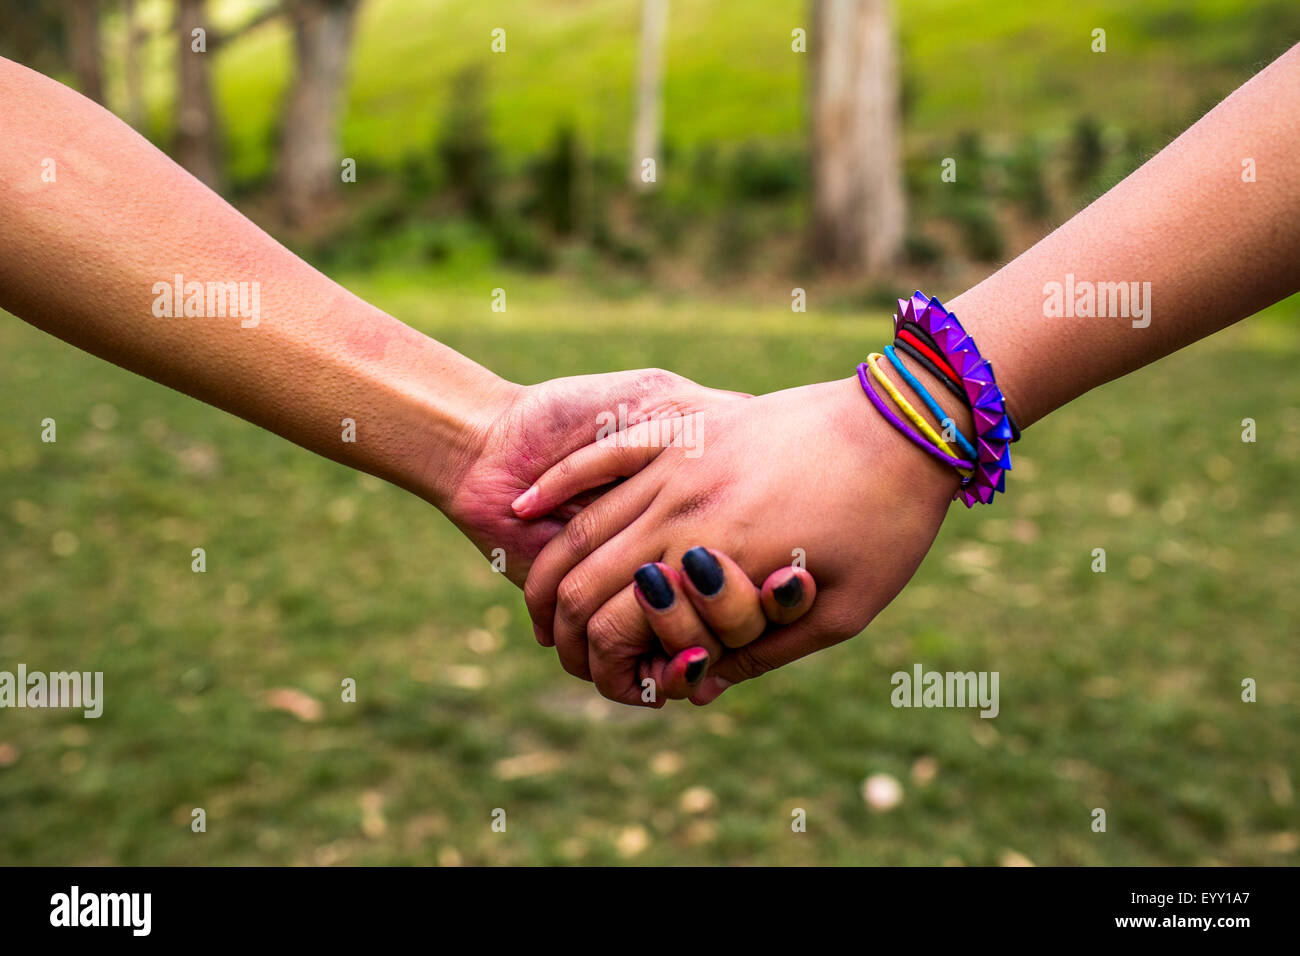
[893,291,1015,507]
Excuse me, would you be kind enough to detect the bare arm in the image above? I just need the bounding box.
[0,55,504,511]
[0,56,753,587]
[954,41,1300,428]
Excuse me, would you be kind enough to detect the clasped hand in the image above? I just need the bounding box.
[442,369,956,707]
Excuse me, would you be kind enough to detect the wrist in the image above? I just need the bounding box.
[407,354,522,512]
[832,374,962,506]
[339,310,520,511]
[945,287,1035,432]
[888,350,976,447]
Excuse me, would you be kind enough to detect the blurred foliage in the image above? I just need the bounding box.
[950,198,1005,263]
[1004,135,1052,222]
[1068,116,1107,189]
[0,0,65,74]
[61,0,1300,279]
[436,68,498,222]
[524,126,581,236]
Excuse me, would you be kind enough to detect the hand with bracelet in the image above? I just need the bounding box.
[525,42,1300,706]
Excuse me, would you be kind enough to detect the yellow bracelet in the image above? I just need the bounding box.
[866,352,974,478]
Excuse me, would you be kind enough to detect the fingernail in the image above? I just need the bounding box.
[511,486,539,515]
[634,563,675,610]
[682,547,724,596]
[773,574,804,608]
[683,649,710,684]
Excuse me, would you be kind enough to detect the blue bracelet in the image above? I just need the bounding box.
[883,345,977,460]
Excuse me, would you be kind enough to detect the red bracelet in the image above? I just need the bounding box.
[896,327,962,385]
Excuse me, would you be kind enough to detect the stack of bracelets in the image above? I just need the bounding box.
[857,291,1021,507]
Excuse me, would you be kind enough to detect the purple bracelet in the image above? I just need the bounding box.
[856,363,975,477]
[893,292,1014,507]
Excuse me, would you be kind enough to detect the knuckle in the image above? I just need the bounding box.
[553,455,576,481]
[586,608,629,656]
[561,511,596,559]
[555,574,590,618]
[585,613,616,654]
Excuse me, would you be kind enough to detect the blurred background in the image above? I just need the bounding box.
[0,0,1297,865]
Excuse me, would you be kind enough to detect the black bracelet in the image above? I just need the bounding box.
[901,320,1022,443]
[900,320,946,360]
[892,337,973,410]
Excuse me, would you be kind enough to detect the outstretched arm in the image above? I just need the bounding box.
[0,56,746,585]
[950,40,1300,429]
[0,55,501,510]
[520,41,1300,705]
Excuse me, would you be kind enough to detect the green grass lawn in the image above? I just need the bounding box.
[1,273,1297,865]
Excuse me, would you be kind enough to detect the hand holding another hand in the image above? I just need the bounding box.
[436,367,747,587]
[518,376,962,706]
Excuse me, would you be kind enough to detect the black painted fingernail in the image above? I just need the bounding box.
[682,547,724,596]
[773,575,804,608]
[634,563,675,610]
[684,653,709,684]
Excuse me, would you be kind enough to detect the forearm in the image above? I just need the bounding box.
[950,42,1300,428]
[0,57,505,508]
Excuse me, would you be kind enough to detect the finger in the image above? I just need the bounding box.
[523,472,661,649]
[550,506,669,677]
[490,515,566,588]
[678,547,768,648]
[637,654,674,705]
[585,586,670,706]
[759,566,818,626]
[661,646,712,700]
[633,562,724,661]
[546,483,614,521]
[512,418,681,519]
[690,599,862,704]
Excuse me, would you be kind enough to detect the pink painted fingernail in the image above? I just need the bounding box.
[683,648,710,684]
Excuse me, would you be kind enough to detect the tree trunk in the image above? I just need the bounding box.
[278,0,361,225]
[810,0,905,274]
[630,0,667,189]
[175,0,222,190]
[65,0,104,104]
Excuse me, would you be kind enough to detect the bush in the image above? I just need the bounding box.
[489,215,554,271]
[1005,135,1052,221]
[711,209,760,273]
[950,198,1004,262]
[436,68,498,221]
[1067,115,1106,189]
[728,142,805,201]
[525,126,581,236]
[903,233,945,268]
[950,129,991,196]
